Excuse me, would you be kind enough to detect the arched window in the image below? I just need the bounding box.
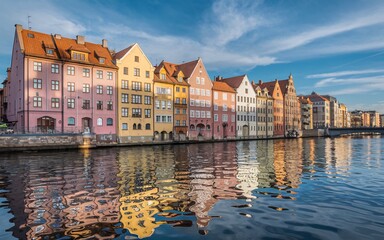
[206,125,211,130]
[68,117,75,126]
[133,123,137,130]
[107,118,113,126]
[97,118,103,126]
[138,123,142,130]
[145,123,151,130]
[190,124,195,130]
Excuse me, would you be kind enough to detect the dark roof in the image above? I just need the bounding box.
[219,74,246,89]
[177,59,199,77]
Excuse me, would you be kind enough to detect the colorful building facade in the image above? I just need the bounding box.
[253,84,274,138]
[7,25,117,138]
[113,43,154,143]
[212,81,236,139]
[178,58,213,140]
[305,92,330,128]
[298,96,313,130]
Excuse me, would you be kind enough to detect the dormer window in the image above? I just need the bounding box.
[160,73,166,80]
[46,49,54,55]
[27,33,34,38]
[178,76,183,82]
[99,57,105,64]
[72,51,86,61]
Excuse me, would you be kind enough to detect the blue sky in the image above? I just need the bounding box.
[1,0,384,112]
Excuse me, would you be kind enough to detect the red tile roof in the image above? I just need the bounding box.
[212,81,236,93]
[298,96,313,104]
[19,27,116,69]
[304,92,329,102]
[218,74,246,89]
[163,61,189,86]
[177,59,198,77]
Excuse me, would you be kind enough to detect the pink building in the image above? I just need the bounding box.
[6,25,117,137]
[178,58,213,140]
[212,81,236,139]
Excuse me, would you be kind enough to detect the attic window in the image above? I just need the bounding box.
[178,76,183,82]
[72,51,86,61]
[27,33,34,38]
[160,73,166,80]
[46,49,54,55]
[99,57,105,64]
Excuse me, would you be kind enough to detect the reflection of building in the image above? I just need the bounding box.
[113,43,154,143]
[7,25,117,136]
[217,75,257,138]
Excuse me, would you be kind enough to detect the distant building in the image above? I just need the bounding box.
[278,74,301,134]
[256,80,284,137]
[253,82,274,138]
[305,92,330,128]
[218,75,257,138]
[366,111,380,127]
[298,96,313,130]
[212,81,236,139]
[7,24,117,137]
[0,87,3,122]
[380,114,384,127]
[338,103,348,128]
[350,110,363,127]
[323,95,339,128]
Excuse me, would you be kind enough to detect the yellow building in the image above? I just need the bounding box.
[113,43,154,143]
[161,61,189,141]
[153,63,174,140]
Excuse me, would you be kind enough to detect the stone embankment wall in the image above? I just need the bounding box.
[301,129,325,137]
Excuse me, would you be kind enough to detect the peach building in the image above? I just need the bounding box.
[212,81,236,139]
[6,25,117,138]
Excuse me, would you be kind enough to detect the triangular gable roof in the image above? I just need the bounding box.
[305,92,329,102]
[113,44,135,61]
[162,61,189,86]
[177,59,199,78]
[212,81,236,93]
[219,74,246,89]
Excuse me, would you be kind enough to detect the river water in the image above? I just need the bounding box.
[0,136,383,239]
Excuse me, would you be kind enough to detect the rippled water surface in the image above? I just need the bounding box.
[0,136,383,239]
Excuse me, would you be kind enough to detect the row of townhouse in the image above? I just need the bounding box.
[2,25,304,141]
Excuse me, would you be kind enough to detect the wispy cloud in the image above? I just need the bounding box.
[315,75,384,88]
[307,69,384,79]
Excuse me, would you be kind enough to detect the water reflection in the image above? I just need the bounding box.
[0,136,383,239]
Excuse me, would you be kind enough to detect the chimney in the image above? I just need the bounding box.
[102,39,108,48]
[215,75,222,81]
[54,34,62,39]
[76,35,85,44]
[259,80,263,85]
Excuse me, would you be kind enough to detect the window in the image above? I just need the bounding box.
[122,93,129,103]
[190,110,195,117]
[196,89,200,95]
[167,116,172,122]
[223,104,228,111]
[68,117,75,126]
[107,72,113,80]
[167,101,172,109]
[156,116,161,122]
[160,73,166,80]
[144,83,151,92]
[122,108,129,117]
[144,96,151,105]
[135,56,139,62]
[72,52,86,61]
[67,98,75,108]
[30,79,42,91]
[155,100,160,109]
[176,108,180,114]
[161,101,166,109]
[34,62,42,72]
[67,82,75,92]
[206,100,211,108]
[182,87,186,93]
[124,67,128,75]
[106,86,113,95]
[145,123,151,130]
[190,88,195,95]
[99,58,105,64]
[145,109,151,118]
[190,99,195,106]
[176,87,180,92]
[196,77,200,84]
[107,101,113,110]
[83,68,90,77]
[96,85,103,94]
[176,97,180,104]
[214,104,218,111]
[223,93,227,100]
[51,80,59,91]
[133,123,137,130]
[97,101,103,110]
[182,98,187,104]
[201,111,206,118]
[245,89,248,94]
[107,118,113,126]
[206,111,211,118]
[134,68,140,76]
[146,71,150,78]
[122,80,129,89]
[33,96,42,108]
[196,111,201,118]
[67,66,75,75]
[82,100,90,109]
[138,124,142,130]
[214,92,218,100]
[182,120,186,126]
[83,84,90,93]
[51,64,59,74]
[46,49,54,55]
[206,90,210,96]
[97,118,103,126]
[122,123,128,130]
[96,70,103,79]
[51,98,60,108]
[132,81,141,91]
[222,114,228,122]
[176,120,180,126]
[132,108,142,117]
[201,78,205,85]
[182,109,186,114]
[132,95,142,104]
